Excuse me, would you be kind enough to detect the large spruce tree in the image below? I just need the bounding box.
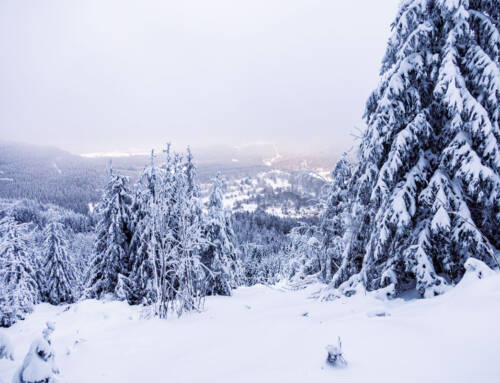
[329,0,499,298]
[85,170,133,299]
[127,151,161,306]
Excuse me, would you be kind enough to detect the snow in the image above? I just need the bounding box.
[1,273,499,382]
[431,205,451,232]
[462,258,495,282]
[262,144,282,166]
[239,202,258,212]
[52,162,62,175]
[258,172,290,189]
[438,0,461,11]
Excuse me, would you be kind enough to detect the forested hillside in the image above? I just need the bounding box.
[0,142,105,213]
[0,142,332,217]
[0,146,310,327]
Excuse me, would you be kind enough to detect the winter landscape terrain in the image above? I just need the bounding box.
[1,266,500,383]
[1,0,499,382]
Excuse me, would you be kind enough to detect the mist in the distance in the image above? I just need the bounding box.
[0,0,398,154]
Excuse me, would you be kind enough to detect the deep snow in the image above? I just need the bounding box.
[1,272,499,383]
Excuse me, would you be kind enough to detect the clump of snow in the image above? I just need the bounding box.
[458,257,495,286]
[431,205,451,232]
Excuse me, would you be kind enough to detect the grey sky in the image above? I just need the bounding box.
[0,0,399,154]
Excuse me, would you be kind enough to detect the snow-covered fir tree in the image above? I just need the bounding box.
[202,173,240,296]
[158,151,207,317]
[127,150,161,306]
[327,0,500,298]
[285,223,322,285]
[185,146,198,197]
[0,217,38,327]
[85,169,133,299]
[42,222,79,304]
[317,153,352,282]
[126,146,208,317]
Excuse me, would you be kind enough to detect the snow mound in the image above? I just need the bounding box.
[459,257,495,285]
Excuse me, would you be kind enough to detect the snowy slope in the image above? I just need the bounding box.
[1,272,499,383]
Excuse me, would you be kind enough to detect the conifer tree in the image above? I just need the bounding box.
[328,0,499,298]
[42,222,78,304]
[127,146,208,317]
[0,217,38,327]
[127,151,161,305]
[160,151,206,316]
[317,154,352,282]
[286,155,352,285]
[285,223,322,284]
[85,170,132,299]
[202,173,240,296]
[185,146,198,198]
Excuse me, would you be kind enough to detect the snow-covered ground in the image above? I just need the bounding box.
[1,272,499,383]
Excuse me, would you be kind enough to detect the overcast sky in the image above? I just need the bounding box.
[0,0,399,155]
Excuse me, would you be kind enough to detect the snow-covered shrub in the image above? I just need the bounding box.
[12,322,59,383]
[459,257,495,286]
[0,332,14,361]
[320,273,366,301]
[326,337,347,368]
[285,224,323,286]
[464,257,495,279]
